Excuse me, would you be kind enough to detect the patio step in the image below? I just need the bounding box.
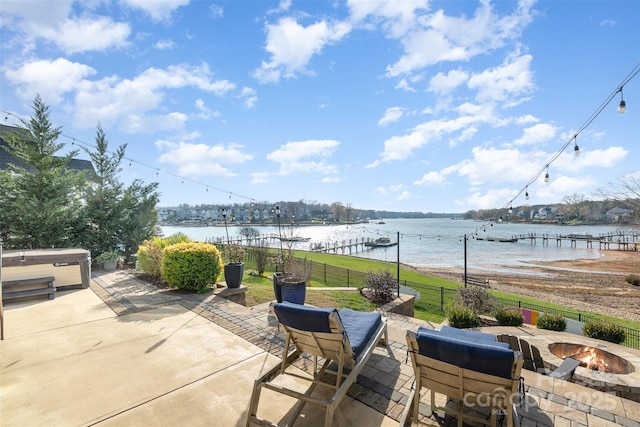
[2,276,56,302]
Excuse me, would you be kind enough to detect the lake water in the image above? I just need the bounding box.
[160,219,630,273]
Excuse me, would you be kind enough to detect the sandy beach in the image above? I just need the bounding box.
[415,250,640,323]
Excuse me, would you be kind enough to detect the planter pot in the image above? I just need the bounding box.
[273,272,284,303]
[280,279,306,305]
[224,262,245,288]
[102,261,117,271]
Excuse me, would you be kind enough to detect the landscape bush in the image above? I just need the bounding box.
[536,313,567,331]
[625,274,640,286]
[453,286,497,315]
[494,309,524,326]
[137,233,191,277]
[362,269,396,305]
[446,304,480,328]
[582,320,626,344]
[251,242,271,275]
[161,242,223,292]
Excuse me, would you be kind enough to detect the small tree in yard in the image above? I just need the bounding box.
[362,269,396,305]
[252,241,271,275]
[453,286,497,315]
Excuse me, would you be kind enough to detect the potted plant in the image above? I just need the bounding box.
[279,255,314,305]
[224,244,246,288]
[96,250,120,271]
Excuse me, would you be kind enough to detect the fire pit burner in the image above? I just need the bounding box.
[549,343,634,375]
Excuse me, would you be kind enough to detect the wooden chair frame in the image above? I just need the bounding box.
[247,303,387,427]
[401,331,523,427]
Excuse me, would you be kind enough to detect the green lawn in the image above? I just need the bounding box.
[240,250,640,331]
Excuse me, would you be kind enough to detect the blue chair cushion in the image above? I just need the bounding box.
[273,302,336,333]
[416,327,515,379]
[338,308,383,359]
[440,325,499,342]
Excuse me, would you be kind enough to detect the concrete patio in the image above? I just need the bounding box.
[2,270,640,427]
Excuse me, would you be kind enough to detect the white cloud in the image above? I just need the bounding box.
[194,99,219,120]
[74,63,236,132]
[4,58,96,103]
[120,0,190,22]
[428,68,469,95]
[156,139,254,177]
[554,146,628,172]
[464,187,521,210]
[467,53,534,104]
[250,172,270,184]
[378,107,405,126]
[367,114,484,167]
[154,39,176,50]
[210,4,224,19]
[348,0,429,37]
[253,17,351,83]
[239,87,258,109]
[414,171,447,186]
[513,123,559,146]
[457,146,545,186]
[0,1,130,54]
[267,139,340,176]
[397,191,412,200]
[384,0,535,77]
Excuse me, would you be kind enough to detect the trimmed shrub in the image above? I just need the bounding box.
[447,304,480,329]
[137,233,192,277]
[536,313,567,331]
[363,269,396,305]
[454,286,497,315]
[161,242,223,292]
[582,320,626,344]
[494,309,524,326]
[625,274,640,286]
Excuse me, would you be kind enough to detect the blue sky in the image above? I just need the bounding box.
[1,0,638,213]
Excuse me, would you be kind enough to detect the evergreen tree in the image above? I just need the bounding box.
[0,95,85,249]
[77,124,127,257]
[79,124,159,261]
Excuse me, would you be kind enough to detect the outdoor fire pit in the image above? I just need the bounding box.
[548,342,635,375]
[481,326,640,403]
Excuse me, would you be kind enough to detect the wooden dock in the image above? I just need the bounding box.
[511,232,638,251]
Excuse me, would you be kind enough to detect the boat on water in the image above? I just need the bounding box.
[475,237,518,243]
[364,237,397,248]
[279,236,311,242]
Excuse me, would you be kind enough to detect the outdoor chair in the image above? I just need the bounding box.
[401,327,523,427]
[499,334,581,381]
[246,301,388,427]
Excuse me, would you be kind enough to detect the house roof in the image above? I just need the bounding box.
[0,124,95,174]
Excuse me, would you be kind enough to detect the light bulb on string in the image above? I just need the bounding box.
[508,205,513,214]
[525,186,530,200]
[544,165,550,183]
[618,88,626,114]
[573,136,580,156]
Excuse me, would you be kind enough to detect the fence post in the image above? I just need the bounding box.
[324,263,327,284]
[440,287,444,312]
[347,269,350,287]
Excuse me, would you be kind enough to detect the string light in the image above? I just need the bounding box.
[544,165,550,183]
[525,186,530,200]
[618,87,626,114]
[573,136,580,156]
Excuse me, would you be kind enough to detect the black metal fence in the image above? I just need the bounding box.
[239,248,640,350]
